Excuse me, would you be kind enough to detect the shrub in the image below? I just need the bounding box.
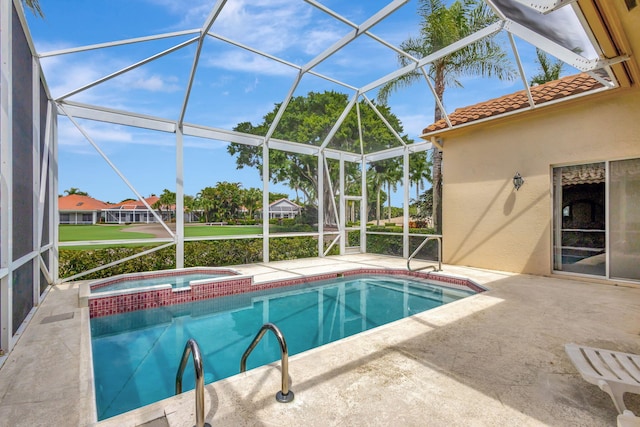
[58,236,338,280]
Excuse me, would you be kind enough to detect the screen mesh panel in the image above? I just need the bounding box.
[12,6,34,261]
[12,260,34,334]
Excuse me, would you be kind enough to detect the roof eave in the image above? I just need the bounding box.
[419,84,614,140]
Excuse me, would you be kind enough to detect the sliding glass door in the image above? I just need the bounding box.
[609,158,640,281]
[553,163,606,276]
[553,158,640,282]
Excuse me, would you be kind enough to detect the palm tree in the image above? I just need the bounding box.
[378,0,516,233]
[384,162,402,221]
[369,159,398,225]
[194,191,214,223]
[64,187,89,196]
[242,188,262,219]
[530,48,564,85]
[153,189,176,221]
[409,154,432,205]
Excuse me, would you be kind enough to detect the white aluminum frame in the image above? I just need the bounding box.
[40,0,624,270]
[1,0,630,357]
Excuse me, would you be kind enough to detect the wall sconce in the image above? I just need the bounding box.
[513,172,525,191]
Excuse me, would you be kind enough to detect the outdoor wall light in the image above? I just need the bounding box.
[513,172,525,191]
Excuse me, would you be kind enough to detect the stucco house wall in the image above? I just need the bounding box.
[440,86,640,275]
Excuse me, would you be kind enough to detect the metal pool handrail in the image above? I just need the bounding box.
[176,338,211,427]
[407,234,442,272]
[240,322,294,403]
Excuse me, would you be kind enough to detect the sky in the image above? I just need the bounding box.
[23,0,587,206]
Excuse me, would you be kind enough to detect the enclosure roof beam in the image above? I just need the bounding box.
[319,93,359,151]
[301,0,409,73]
[201,0,228,35]
[419,67,452,128]
[511,0,578,14]
[269,139,320,156]
[182,124,263,146]
[57,103,175,238]
[360,21,504,94]
[323,149,362,163]
[178,0,228,126]
[361,93,407,147]
[503,20,629,71]
[38,29,201,58]
[206,32,358,91]
[57,37,199,101]
[508,33,535,109]
[364,141,432,163]
[305,0,414,62]
[56,101,375,160]
[57,101,177,133]
[263,72,303,145]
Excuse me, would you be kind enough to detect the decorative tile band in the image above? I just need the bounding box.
[88,268,484,318]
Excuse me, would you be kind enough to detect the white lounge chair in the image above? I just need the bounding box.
[565,343,640,414]
[618,410,640,427]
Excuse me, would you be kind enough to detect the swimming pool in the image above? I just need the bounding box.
[90,272,480,420]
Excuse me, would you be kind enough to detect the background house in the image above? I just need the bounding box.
[102,196,172,224]
[257,198,302,219]
[100,196,200,224]
[58,194,108,225]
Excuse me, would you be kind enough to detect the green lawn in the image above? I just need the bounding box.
[59,224,303,246]
[59,225,155,241]
[59,224,266,242]
[184,225,263,237]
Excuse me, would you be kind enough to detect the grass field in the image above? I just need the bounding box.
[59,224,302,243]
[184,225,263,237]
[59,225,155,241]
[59,224,273,244]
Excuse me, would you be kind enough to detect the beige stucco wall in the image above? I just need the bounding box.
[440,86,640,275]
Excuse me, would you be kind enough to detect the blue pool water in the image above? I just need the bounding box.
[90,275,474,420]
[92,273,226,292]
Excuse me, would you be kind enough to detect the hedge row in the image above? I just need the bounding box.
[349,229,438,259]
[59,237,338,280]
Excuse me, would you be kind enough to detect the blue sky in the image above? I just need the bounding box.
[24,0,581,205]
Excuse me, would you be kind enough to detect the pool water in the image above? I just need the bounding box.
[92,273,226,292]
[90,275,474,420]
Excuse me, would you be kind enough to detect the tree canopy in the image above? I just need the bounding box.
[63,187,89,197]
[227,91,416,224]
[530,48,564,86]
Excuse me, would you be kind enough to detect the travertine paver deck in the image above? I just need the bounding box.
[0,254,638,426]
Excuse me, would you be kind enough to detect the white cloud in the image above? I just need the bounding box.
[213,0,311,52]
[396,113,429,139]
[144,0,212,29]
[244,77,259,93]
[205,50,298,76]
[119,72,182,93]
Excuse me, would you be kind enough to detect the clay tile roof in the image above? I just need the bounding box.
[58,194,109,211]
[562,164,605,186]
[422,73,603,134]
[107,196,162,210]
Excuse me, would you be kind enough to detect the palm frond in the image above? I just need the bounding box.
[22,0,44,17]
